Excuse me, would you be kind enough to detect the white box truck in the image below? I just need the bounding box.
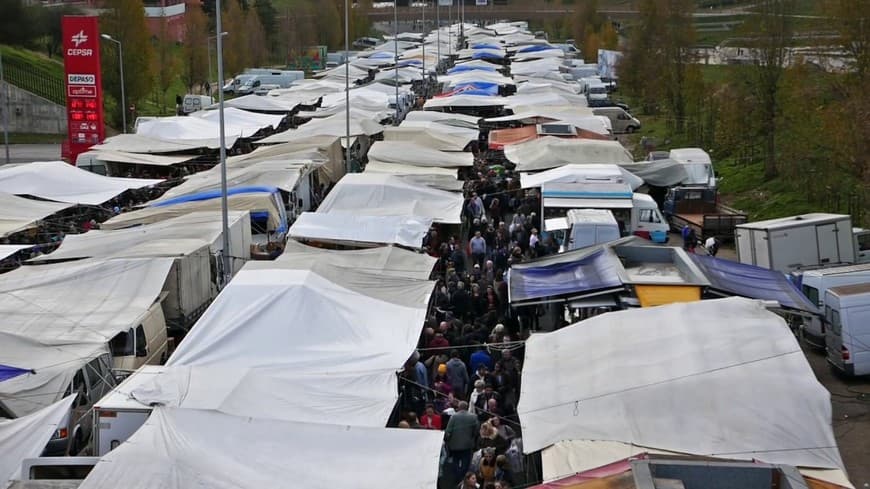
[798,263,870,347]
[825,283,870,376]
[92,366,163,456]
[545,209,621,252]
[735,213,870,273]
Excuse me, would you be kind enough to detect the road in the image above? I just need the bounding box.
[1,144,61,165]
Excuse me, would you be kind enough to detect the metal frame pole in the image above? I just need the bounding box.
[394,1,399,125]
[215,0,231,285]
[0,51,9,164]
[436,0,440,71]
[344,0,351,173]
[421,0,426,94]
[118,41,126,133]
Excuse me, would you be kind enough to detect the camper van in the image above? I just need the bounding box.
[825,283,870,376]
[545,209,622,252]
[592,107,641,134]
[799,263,870,347]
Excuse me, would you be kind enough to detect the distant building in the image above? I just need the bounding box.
[144,0,187,43]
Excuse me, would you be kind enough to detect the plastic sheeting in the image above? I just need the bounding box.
[0,395,74,485]
[77,407,443,489]
[521,164,644,191]
[78,149,197,167]
[517,297,845,471]
[259,112,384,144]
[251,240,437,280]
[367,141,473,168]
[504,137,634,172]
[382,126,475,151]
[0,161,162,205]
[363,162,463,192]
[93,133,238,153]
[137,111,281,140]
[424,94,507,109]
[690,254,819,313]
[151,161,307,203]
[620,160,692,187]
[0,193,73,237]
[102,191,285,232]
[509,248,623,303]
[316,173,464,223]
[289,212,432,248]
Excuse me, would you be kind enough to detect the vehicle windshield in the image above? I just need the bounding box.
[109,329,134,356]
[683,163,714,185]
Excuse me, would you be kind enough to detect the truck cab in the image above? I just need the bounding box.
[669,148,716,188]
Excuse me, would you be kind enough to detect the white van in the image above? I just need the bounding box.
[669,148,717,188]
[592,107,641,134]
[236,71,304,95]
[825,283,870,376]
[546,209,621,252]
[182,94,213,114]
[108,299,168,372]
[800,263,870,347]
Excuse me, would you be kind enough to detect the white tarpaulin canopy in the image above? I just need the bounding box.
[249,240,436,280]
[151,161,307,202]
[259,113,384,144]
[29,211,249,262]
[0,395,74,485]
[0,192,74,237]
[289,212,432,248]
[383,126,475,151]
[77,407,443,489]
[93,133,237,153]
[520,164,643,190]
[216,94,305,113]
[517,297,845,471]
[367,141,473,168]
[0,245,30,261]
[78,149,198,168]
[316,173,464,223]
[364,162,462,192]
[0,161,162,205]
[504,137,633,172]
[126,264,433,426]
[191,107,285,133]
[424,94,507,109]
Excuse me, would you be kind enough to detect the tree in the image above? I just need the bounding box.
[659,0,696,134]
[182,4,209,91]
[152,20,180,114]
[244,7,269,68]
[0,0,42,48]
[221,0,248,75]
[100,0,155,128]
[41,5,82,58]
[253,0,278,58]
[742,0,795,180]
[827,0,869,83]
[619,0,664,114]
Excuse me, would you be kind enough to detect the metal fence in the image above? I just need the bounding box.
[3,56,65,106]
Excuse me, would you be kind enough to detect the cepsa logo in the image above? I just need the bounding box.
[66,30,93,56]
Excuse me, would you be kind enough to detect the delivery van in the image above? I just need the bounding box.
[799,263,870,347]
[181,94,214,114]
[592,107,641,134]
[545,209,621,252]
[108,299,168,372]
[825,283,870,376]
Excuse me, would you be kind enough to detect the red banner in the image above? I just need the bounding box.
[62,16,104,163]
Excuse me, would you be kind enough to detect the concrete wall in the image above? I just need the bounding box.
[0,82,66,135]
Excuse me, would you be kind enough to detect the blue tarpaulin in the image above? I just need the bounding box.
[453,82,499,95]
[690,255,819,313]
[517,44,554,53]
[448,65,497,74]
[472,51,504,61]
[151,186,279,208]
[509,249,623,303]
[472,43,501,50]
[0,364,32,382]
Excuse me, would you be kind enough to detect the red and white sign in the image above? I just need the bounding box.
[62,16,105,163]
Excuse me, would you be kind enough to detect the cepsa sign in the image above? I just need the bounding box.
[62,16,105,163]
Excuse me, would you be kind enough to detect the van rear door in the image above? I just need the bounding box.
[825,303,848,373]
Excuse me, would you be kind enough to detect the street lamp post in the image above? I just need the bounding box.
[208,32,228,94]
[393,0,399,125]
[215,1,231,286]
[421,0,426,96]
[101,34,126,133]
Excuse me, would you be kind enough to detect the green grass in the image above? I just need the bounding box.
[0,45,65,105]
[715,158,818,219]
[0,45,64,77]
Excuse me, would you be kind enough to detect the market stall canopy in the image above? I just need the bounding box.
[259,112,384,144]
[29,211,249,262]
[151,161,308,202]
[137,111,281,140]
[191,107,285,133]
[690,254,819,313]
[316,173,464,224]
[77,149,199,168]
[363,162,462,192]
[0,395,74,485]
[0,245,32,261]
[102,189,285,232]
[0,192,74,237]
[424,94,507,110]
[382,126,475,151]
[517,297,844,471]
[504,137,633,172]
[93,133,237,153]
[510,57,565,76]
[216,93,306,113]
[620,159,693,187]
[521,164,643,191]
[0,161,162,205]
[77,407,443,489]
[367,141,473,168]
[289,212,432,248]
[254,240,437,279]
[509,248,623,303]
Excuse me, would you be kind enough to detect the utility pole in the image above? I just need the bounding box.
[0,51,9,165]
[215,0,231,286]
[394,1,399,125]
[344,0,351,173]
[421,0,426,97]
[436,0,441,72]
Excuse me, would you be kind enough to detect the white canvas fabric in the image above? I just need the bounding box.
[77,407,443,489]
[0,193,73,237]
[383,126,475,151]
[316,173,464,223]
[190,107,285,133]
[510,57,565,76]
[216,94,305,113]
[363,163,463,192]
[289,212,432,248]
[0,245,30,261]
[137,111,281,141]
[78,150,197,167]
[424,94,507,110]
[253,240,437,279]
[0,395,74,485]
[259,112,384,144]
[517,297,845,471]
[151,161,307,202]
[367,141,473,168]
[520,164,643,190]
[28,211,249,262]
[0,161,162,205]
[93,133,237,153]
[504,137,633,172]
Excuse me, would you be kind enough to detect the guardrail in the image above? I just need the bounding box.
[3,55,65,106]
